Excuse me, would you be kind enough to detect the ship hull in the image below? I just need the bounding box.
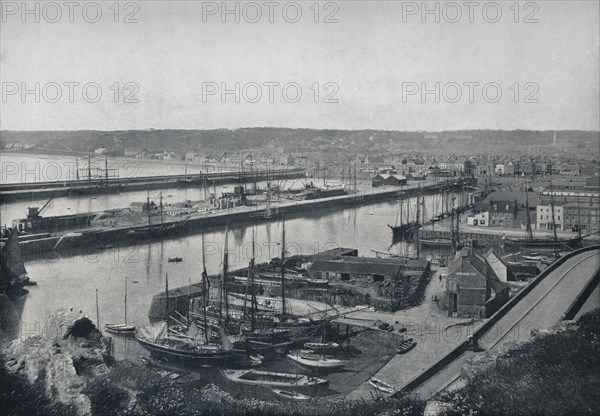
[503,237,581,251]
[136,335,241,367]
[222,369,330,396]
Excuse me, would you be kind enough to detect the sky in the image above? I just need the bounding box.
[1,0,599,131]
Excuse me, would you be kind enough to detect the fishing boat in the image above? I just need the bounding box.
[368,377,394,394]
[168,257,183,263]
[396,338,417,354]
[222,369,330,395]
[136,271,241,366]
[287,351,346,372]
[105,276,136,335]
[270,389,312,401]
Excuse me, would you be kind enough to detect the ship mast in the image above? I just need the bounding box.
[146,189,152,228]
[525,182,533,240]
[280,219,287,320]
[549,180,558,245]
[577,196,582,247]
[415,193,420,259]
[165,272,170,334]
[159,192,164,230]
[250,229,257,331]
[220,226,230,322]
[201,234,209,342]
[88,151,92,181]
[124,276,128,325]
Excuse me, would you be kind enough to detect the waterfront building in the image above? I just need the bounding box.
[371,174,407,187]
[563,201,600,233]
[444,250,510,319]
[536,203,565,231]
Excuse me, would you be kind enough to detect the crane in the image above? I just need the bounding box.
[27,198,53,219]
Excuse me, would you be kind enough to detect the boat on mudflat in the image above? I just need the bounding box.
[396,338,416,354]
[287,351,346,372]
[270,389,312,401]
[368,377,394,394]
[222,369,330,395]
[105,323,136,334]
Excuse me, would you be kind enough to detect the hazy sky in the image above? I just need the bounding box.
[1,0,599,131]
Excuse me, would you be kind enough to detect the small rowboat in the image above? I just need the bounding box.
[250,353,264,362]
[287,351,346,372]
[369,377,394,394]
[396,338,417,354]
[105,323,136,334]
[168,257,183,263]
[271,389,311,401]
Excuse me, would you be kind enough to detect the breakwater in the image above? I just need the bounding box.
[0,167,305,202]
[17,178,476,257]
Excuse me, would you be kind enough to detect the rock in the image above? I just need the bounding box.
[2,308,112,416]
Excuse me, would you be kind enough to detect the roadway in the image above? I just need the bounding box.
[412,248,600,398]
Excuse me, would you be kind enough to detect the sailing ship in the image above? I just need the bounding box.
[136,269,242,366]
[388,192,418,242]
[105,276,136,334]
[222,369,330,396]
[194,222,328,352]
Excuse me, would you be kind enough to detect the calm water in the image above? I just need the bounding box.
[4,153,468,391]
[17,190,466,340]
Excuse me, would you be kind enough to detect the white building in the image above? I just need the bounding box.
[536,204,564,231]
[467,211,490,226]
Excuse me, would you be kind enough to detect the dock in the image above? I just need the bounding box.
[0,167,305,202]
[16,178,476,256]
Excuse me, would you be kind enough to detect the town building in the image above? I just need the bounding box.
[487,199,518,228]
[308,250,430,311]
[563,201,600,233]
[536,203,564,231]
[371,173,407,187]
[444,250,510,319]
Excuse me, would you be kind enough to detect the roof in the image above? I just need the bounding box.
[489,279,509,294]
[312,258,401,276]
[313,247,357,260]
[372,174,407,181]
[310,256,425,277]
[484,191,538,208]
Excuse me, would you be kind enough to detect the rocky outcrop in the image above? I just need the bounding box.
[3,309,112,416]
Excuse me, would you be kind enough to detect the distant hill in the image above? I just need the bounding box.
[1,129,598,157]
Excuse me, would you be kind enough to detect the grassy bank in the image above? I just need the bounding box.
[439,308,600,416]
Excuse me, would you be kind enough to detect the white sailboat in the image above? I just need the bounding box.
[105,276,136,334]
